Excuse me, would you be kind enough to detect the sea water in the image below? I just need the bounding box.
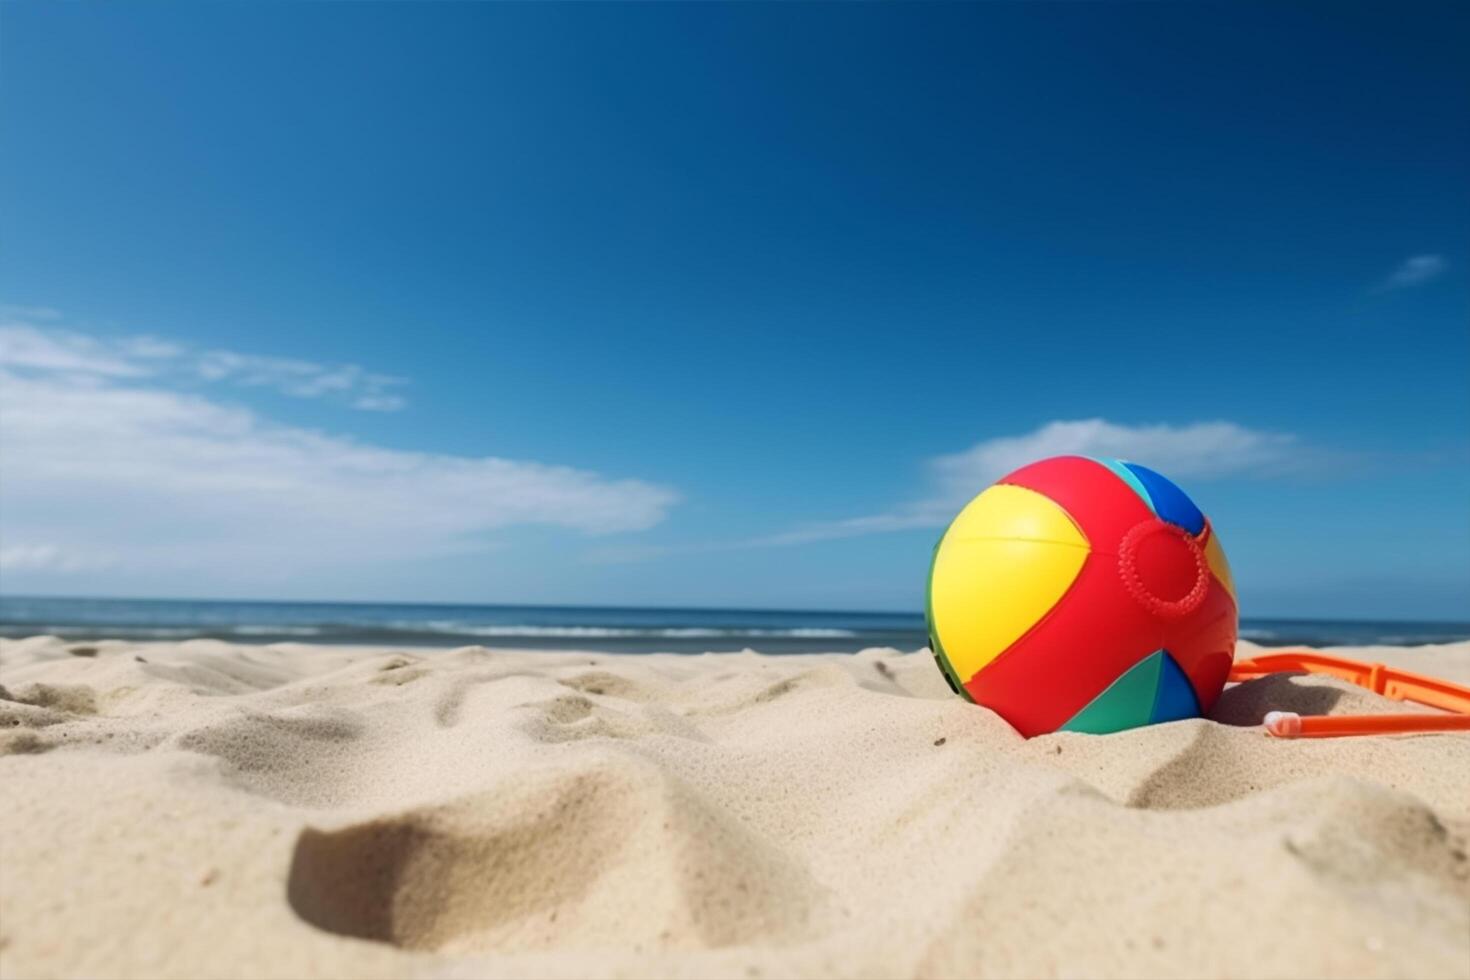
[1,595,1466,653]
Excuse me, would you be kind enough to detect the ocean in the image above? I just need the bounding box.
[1,596,1467,653]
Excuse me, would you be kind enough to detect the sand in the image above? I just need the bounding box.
[0,636,1467,980]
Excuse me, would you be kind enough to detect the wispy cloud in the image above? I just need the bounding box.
[0,319,407,411]
[921,418,1295,507]
[592,419,1298,561]
[1377,254,1448,291]
[193,349,408,411]
[0,543,116,573]
[0,311,678,580]
[0,323,155,377]
[763,419,1297,546]
[0,303,63,322]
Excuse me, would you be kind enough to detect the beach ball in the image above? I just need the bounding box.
[925,456,1237,737]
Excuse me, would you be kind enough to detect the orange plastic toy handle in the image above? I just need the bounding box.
[1229,651,1470,713]
[1228,649,1470,738]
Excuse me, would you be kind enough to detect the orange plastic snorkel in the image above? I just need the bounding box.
[1227,650,1470,738]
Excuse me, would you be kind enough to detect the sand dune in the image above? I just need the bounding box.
[1,636,1467,979]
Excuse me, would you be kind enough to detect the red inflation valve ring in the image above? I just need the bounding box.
[1117,518,1209,619]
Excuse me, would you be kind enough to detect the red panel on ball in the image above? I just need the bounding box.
[964,548,1164,737]
[999,456,1154,554]
[1167,577,1237,714]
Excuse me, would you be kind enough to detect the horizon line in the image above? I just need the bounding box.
[2,593,1469,629]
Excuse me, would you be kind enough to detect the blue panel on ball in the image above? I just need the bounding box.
[1122,462,1206,535]
[1150,650,1201,724]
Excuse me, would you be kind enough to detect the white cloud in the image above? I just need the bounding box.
[0,304,62,321]
[0,323,150,376]
[0,543,116,573]
[921,418,1294,516]
[191,349,407,408]
[1378,254,1447,291]
[0,315,678,582]
[351,393,408,413]
[0,318,408,411]
[697,419,1296,552]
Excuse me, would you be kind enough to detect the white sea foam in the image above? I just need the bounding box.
[231,625,324,636]
[391,621,859,639]
[37,625,202,638]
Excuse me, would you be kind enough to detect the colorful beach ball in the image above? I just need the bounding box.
[925,455,1237,737]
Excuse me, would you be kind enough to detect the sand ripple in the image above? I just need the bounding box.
[1,636,1467,978]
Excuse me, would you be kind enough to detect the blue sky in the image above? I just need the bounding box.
[1,2,1466,619]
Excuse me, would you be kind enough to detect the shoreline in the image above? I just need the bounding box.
[5,597,1468,653]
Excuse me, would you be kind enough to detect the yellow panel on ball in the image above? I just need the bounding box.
[929,485,1090,683]
[1203,528,1236,605]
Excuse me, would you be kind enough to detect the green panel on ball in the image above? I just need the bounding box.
[1058,650,1164,734]
[925,536,971,700]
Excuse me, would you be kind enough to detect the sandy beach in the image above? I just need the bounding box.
[1,636,1467,980]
